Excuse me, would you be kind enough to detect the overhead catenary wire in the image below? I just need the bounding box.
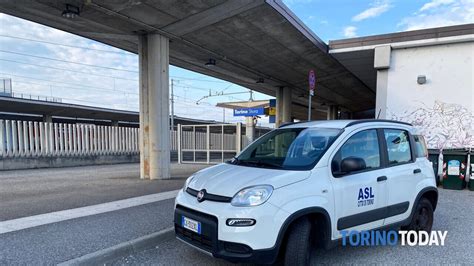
[0,58,138,81]
[0,72,134,92]
[0,34,132,55]
[0,49,138,73]
[12,80,139,95]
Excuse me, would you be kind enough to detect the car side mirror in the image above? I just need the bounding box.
[340,157,366,174]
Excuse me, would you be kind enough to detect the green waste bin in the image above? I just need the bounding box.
[468,152,474,191]
[442,149,467,190]
[428,149,441,186]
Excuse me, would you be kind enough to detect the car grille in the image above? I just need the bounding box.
[175,225,213,251]
[174,205,218,253]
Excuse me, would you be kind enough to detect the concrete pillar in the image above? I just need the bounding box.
[374,45,391,119]
[275,87,292,127]
[245,117,255,144]
[138,33,170,180]
[43,115,53,123]
[327,105,339,120]
[275,88,283,127]
[236,122,242,153]
[375,71,389,119]
[282,87,292,123]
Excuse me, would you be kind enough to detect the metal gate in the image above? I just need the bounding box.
[177,123,242,164]
[176,123,272,164]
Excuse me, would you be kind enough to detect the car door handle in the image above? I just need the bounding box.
[377,176,387,182]
[413,169,422,174]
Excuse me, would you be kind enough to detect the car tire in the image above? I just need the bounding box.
[284,217,313,266]
[403,198,434,232]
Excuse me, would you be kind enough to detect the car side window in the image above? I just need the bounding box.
[384,129,412,164]
[332,129,381,174]
[413,135,428,158]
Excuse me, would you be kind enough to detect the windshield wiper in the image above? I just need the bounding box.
[239,160,282,169]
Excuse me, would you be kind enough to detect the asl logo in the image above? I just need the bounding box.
[358,187,374,207]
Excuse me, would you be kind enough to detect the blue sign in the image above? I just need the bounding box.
[234,107,265,117]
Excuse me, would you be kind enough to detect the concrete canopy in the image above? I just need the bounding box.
[0,0,375,119]
[0,95,139,122]
[328,24,474,92]
[0,96,223,125]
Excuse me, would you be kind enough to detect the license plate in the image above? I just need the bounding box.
[182,216,201,234]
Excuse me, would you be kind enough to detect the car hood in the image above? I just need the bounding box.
[188,163,311,197]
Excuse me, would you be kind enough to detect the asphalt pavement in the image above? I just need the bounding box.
[0,198,175,265]
[0,163,208,220]
[113,188,474,265]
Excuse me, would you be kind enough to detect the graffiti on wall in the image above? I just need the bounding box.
[389,101,474,149]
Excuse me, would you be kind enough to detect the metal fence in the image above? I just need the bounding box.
[0,120,139,158]
[0,119,271,164]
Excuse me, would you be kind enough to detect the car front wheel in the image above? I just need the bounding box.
[284,217,313,266]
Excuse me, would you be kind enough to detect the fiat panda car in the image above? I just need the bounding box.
[174,119,438,265]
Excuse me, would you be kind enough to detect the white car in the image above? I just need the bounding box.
[174,119,438,265]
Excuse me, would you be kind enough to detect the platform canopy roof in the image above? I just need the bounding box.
[0,0,376,120]
[216,100,269,109]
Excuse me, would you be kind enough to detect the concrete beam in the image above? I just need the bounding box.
[374,46,392,119]
[374,45,391,70]
[138,34,170,180]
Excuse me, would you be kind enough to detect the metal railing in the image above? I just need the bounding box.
[10,92,63,103]
[0,120,139,158]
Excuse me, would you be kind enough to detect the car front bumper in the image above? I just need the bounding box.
[174,189,289,264]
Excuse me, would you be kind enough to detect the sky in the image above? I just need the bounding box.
[0,0,472,127]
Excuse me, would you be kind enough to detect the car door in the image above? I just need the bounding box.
[382,128,418,225]
[329,128,388,238]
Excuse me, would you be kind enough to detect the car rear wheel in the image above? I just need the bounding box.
[284,217,313,266]
[404,198,434,232]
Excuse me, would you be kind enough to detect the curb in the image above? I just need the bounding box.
[58,227,175,266]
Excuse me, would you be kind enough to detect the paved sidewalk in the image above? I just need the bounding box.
[0,163,210,221]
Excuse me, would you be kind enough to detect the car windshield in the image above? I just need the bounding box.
[229,127,341,170]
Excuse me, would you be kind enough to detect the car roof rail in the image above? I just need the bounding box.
[345,119,412,128]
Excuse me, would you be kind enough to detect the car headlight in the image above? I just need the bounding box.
[231,185,273,207]
[183,175,195,191]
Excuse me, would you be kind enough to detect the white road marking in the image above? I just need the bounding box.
[0,189,179,235]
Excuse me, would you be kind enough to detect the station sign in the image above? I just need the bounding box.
[234,107,265,117]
